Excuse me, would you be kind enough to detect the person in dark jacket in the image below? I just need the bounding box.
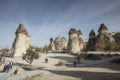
[73,60,77,67]
[3,64,7,72]
[45,58,48,63]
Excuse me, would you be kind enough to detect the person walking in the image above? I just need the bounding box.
[73,60,77,67]
[45,58,48,63]
[6,64,10,73]
[9,61,13,70]
[3,64,7,72]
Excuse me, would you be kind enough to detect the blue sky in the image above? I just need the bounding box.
[0,0,120,48]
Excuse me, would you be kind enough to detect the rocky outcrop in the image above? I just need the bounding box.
[67,28,83,53]
[43,45,49,52]
[86,29,96,51]
[95,24,114,51]
[112,32,120,45]
[54,36,67,51]
[12,24,30,57]
[49,38,55,51]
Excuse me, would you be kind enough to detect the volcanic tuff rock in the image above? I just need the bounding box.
[12,24,30,57]
[112,32,120,45]
[95,24,114,51]
[86,29,96,51]
[67,28,83,53]
[54,36,67,51]
[49,38,55,51]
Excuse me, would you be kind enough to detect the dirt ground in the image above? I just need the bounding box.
[1,53,120,80]
[23,63,120,80]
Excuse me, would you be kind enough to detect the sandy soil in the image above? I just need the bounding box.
[24,64,120,80]
[0,53,120,80]
[24,71,80,80]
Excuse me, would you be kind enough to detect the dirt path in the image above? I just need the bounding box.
[24,71,80,80]
[0,53,120,80]
[24,67,120,80]
[23,61,120,80]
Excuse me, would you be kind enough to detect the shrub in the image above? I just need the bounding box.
[112,53,120,56]
[105,54,113,57]
[84,54,101,60]
[99,54,105,57]
[55,60,64,66]
[111,58,120,64]
[22,47,39,66]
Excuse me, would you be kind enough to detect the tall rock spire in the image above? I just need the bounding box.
[68,28,78,35]
[15,23,28,35]
[67,28,83,54]
[98,23,108,33]
[86,29,96,51]
[89,29,95,37]
[12,23,30,57]
[49,37,55,51]
[78,29,82,35]
[95,23,114,51]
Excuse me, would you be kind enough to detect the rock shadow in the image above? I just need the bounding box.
[48,70,120,80]
[50,56,75,63]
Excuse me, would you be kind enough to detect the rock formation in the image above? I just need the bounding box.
[49,38,55,51]
[12,24,30,57]
[112,32,120,45]
[95,23,114,51]
[78,30,84,51]
[43,45,49,52]
[67,28,83,53]
[54,36,67,51]
[86,29,96,51]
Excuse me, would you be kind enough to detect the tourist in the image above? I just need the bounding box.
[73,60,77,67]
[3,64,7,72]
[6,64,10,73]
[45,58,48,63]
[9,61,13,70]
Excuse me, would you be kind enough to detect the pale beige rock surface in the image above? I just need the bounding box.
[12,24,30,57]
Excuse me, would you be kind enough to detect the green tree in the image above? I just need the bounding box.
[22,46,39,66]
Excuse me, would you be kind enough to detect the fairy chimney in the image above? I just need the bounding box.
[54,36,67,51]
[49,38,55,51]
[86,29,96,51]
[12,24,30,57]
[98,23,108,33]
[67,28,83,53]
[95,23,114,51]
